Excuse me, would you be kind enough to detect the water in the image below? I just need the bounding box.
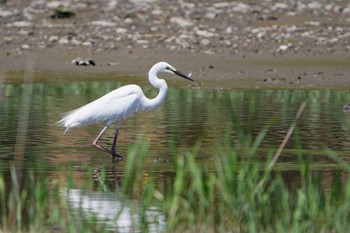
[0,78,350,231]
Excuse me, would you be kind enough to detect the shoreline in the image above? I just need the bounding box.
[1,47,350,90]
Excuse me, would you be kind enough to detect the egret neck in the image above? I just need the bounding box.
[139,65,169,111]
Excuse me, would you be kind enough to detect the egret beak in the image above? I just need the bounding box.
[174,69,194,81]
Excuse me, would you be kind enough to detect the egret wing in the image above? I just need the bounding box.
[93,92,141,124]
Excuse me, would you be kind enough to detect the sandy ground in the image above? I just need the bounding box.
[1,47,350,90]
[1,0,350,89]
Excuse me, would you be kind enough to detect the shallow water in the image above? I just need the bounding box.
[0,78,350,230]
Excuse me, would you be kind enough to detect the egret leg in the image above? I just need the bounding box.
[92,125,123,160]
[111,128,118,154]
[111,127,123,160]
[92,126,111,154]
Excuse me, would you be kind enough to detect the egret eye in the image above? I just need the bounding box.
[166,66,176,72]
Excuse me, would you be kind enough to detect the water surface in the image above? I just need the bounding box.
[0,76,350,231]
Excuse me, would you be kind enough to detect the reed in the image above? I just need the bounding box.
[1,120,350,232]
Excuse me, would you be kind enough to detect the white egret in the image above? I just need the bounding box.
[58,62,193,160]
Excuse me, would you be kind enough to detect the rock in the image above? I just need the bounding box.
[200,39,210,46]
[196,30,216,38]
[277,44,290,52]
[272,3,289,11]
[7,21,33,27]
[105,0,118,11]
[0,9,17,18]
[4,37,13,43]
[344,103,350,111]
[116,27,128,34]
[51,6,75,19]
[124,18,133,24]
[205,12,218,19]
[72,57,96,66]
[232,2,250,13]
[304,21,321,26]
[82,41,93,46]
[170,17,193,27]
[213,2,231,8]
[46,1,69,9]
[71,39,81,45]
[58,37,69,45]
[49,36,59,42]
[308,2,322,10]
[21,44,30,49]
[90,21,117,27]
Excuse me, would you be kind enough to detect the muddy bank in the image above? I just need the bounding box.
[1,48,350,90]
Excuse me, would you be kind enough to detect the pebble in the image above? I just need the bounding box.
[82,41,93,46]
[0,9,16,18]
[196,30,216,38]
[58,38,69,45]
[200,39,210,46]
[7,21,33,27]
[46,1,69,9]
[72,57,96,66]
[277,44,290,52]
[90,21,117,27]
[49,36,59,42]
[21,44,30,49]
[343,104,350,112]
[170,17,194,27]
[116,28,128,34]
[205,12,218,19]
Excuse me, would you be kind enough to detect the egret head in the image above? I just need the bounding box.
[153,62,194,81]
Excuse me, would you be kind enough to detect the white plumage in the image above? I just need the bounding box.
[59,85,143,132]
[58,61,193,160]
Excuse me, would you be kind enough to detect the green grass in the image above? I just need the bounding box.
[0,137,350,232]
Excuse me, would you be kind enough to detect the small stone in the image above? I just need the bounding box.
[136,40,149,44]
[308,2,322,10]
[105,0,118,11]
[51,6,75,19]
[21,44,30,49]
[71,39,81,45]
[205,12,218,19]
[232,2,250,13]
[170,17,193,27]
[7,21,33,27]
[213,2,231,8]
[72,57,96,66]
[196,30,215,38]
[151,9,163,16]
[200,39,210,46]
[4,37,13,43]
[343,103,350,111]
[277,44,289,52]
[304,21,321,26]
[90,21,117,27]
[272,3,289,11]
[223,40,232,46]
[0,9,16,18]
[82,41,92,46]
[124,18,133,24]
[58,38,69,45]
[49,36,59,42]
[116,28,128,34]
[47,1,69,9]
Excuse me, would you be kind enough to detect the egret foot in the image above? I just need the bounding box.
[112,154,124,161]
